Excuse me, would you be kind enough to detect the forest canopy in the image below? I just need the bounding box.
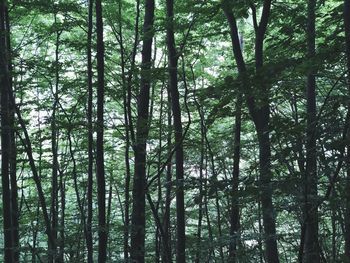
[0,0,350,262]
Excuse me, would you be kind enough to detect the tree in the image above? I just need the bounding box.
[344,0,350,260]
[130,0,155,261]
[0,0,349,262]
[0,0,15,261]
[86,0,94,262]
[95,0,107,261]
[302,0,320,262]
[223,1,279,262]
[165,0,186,261]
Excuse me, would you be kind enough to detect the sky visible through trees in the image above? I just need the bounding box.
[0,0,350,262]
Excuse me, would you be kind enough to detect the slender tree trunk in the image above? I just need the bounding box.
[206,140,224,261]
[5,3,19,261]
[331,198,337,261]
[194,89,205,263]
[346,144,350,260]
[258,201,264,263]
[106,183,113,258]
[49,16,60,261]
[204,162,215,261]
[130,0,155,261]
[117,1,132,260]
[66,121,89,262]
[155,227,160,263]
[126,0,140,146]
[302,0,319,262]
[229,94,242,262]
[123,104,131,263]
[86,0,94,262]
[59,169,65,262]
[14,98,55,252]
[95,0,107,261]
[165,0,186,261]
[10,121,19,263]
[32,203,40,263]
[33,104,43,263]
[156,87,164,263]
[344,0,350,259]
[0,1,14,261]
[123,79,131,263]
[163,90,173,263]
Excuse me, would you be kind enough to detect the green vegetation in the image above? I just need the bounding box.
[0,0,349,262]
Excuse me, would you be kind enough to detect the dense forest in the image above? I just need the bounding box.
[0,0,349,262]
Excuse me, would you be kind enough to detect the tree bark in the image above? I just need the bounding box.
[344,0,350,259]
[229,94,242,263]
[223,1,279,262]
[130,0,155,261]
[156,87,164,263]
[5,2,19,261]
[117,1,141,260]
[49,15,60,261]
[118,0,131,259]
[193,86,205,263]
[163,89,173,263]
[302,0,320,262]
[165,0,186,261]
[0,1,14,261]
[86,0,94,262]
[95,0,107,261]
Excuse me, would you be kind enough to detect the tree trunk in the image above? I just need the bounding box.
[95,0,107,261]
[156,87,164,263]
[165,0,186,261]
[59,169,65,263]
[49,16,60,261]
[5,3,19,261]
[119,0,131,258]
[194,89,205,263]
[229,94,242,263]
[118,1,141,259]
[0,1,14,261]
[255,114,279,263]
[344,0,350,259]
[123,74,131,263]
[86,0,94,262]
[130,0,155,261]
[302,0,320,262]
[253,4,280,257]
[163,89,173,263]
[204,163,215,261]
[346,144,350,260]
[223,2,279,262]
